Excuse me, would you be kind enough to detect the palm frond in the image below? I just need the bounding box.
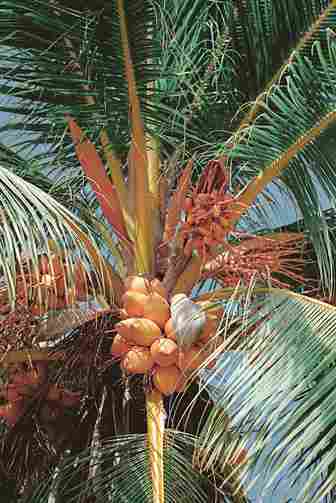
[200,288,336,501]
[26,431,227,503]
[225,34,336,293]
[0,165,122,307]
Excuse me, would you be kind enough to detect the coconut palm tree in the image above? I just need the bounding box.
[1,0,336,501]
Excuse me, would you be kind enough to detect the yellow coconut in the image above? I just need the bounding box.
[150,338,178,367]
[164,318,176,341]
[122,290,148,317]
[153,365,183,396]
[178,345,207,372]
[111,334,133,357]
[143,292,170,329]
[116,318,161,346]
[122,346,154,374]
[124,275,168,298]
[124,275,150,294]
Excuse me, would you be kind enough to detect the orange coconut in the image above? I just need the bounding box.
[143,292,170,329]
[111,334,133,357]
[122,290,148,317]
[121,346,154,374]
[150,338,178,367]
[124,275,168,298]
[178,345,207,372]
[153,365,183,395]
[124,275,151,295]
[116,318,161,346]
[164,318,177,341]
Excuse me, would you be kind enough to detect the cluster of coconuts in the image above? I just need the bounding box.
[0,254,88,318]
[111,276,223,396]
[0,363,81,427]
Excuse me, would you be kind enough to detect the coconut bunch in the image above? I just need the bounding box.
[0,362,81,427]
[111,276,223,396]
[0,253,89,318]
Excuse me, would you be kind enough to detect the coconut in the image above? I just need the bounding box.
[116,318,161,346]
[124,275,168,298]
[164,318,177,341]
[153,365,183,395]
[111,334,132,357]
[122,290,148,317]
[124,275,151,295]
[178,345,207,372]
[143,292,170,329]
[122,346,154,374]
[150,338,178,367]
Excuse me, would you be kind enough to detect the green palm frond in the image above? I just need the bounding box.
[200,288,336,502]
[225,34,336,292]
[26,431,230,503]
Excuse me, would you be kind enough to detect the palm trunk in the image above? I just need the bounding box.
[146,390,166,503]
